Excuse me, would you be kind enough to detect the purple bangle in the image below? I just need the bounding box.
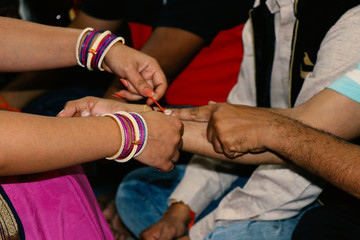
[91,33,111,69]
[81,30,103,66]
[80,30,97,66]
[92,34,117,69]
[116,114,135,159]
[130,113,146,154]
[84,31,103,65]
[117,115,132,159]
[114,114,131,158]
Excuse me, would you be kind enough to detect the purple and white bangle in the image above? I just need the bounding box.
[76,28,125,71]
[130,112,148,157]
[102,113,125,160]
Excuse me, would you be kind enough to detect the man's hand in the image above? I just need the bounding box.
[168,102,278,158]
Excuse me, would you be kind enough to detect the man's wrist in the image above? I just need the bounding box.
[264,113,300,152]
[167,200,195,230]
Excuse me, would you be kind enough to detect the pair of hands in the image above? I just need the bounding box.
[139,103,283,240]
[58,98,280,172]
[58,97,182,172]
[103,40,279,157]
[168,102,278,158]
[58,97,283,239]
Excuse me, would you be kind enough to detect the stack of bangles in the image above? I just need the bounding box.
[75,27,125,71]
[103,111,148,162]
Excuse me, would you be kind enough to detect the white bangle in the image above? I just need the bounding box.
[97,37,125,71]
[86,30,112,71]
[102,113,126,160]
[75,27,93,67]
[114,111,139,163]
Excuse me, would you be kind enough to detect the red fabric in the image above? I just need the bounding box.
[129,22,153,50]
[129,22,244,106]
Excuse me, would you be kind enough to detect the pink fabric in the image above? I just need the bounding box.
[1,165,113,240]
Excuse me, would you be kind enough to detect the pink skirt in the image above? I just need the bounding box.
[1,165,113,239]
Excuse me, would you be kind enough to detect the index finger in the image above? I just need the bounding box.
[57,99,90,117]
[150,71,167,101]
[141,67,167,105]
[125,69,156,99]
[167,104,217,121]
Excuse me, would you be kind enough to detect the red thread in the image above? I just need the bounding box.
[187,209,195,231]
[0,96,20,112]
[150,96,166,112]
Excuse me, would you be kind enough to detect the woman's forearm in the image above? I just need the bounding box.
[0,111,119,175]
[0,17,79,71]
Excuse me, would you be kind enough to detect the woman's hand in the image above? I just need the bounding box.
[58,96,183,172]
[103,43,167,105]
[57,96,144,117]
[135,111,183,172]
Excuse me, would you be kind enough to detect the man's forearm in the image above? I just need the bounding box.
[182,120,229,160]
[182,120,284,164]
[266,114,360,199]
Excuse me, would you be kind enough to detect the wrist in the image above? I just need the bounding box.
[263,113,296,151]
[167,200,195,231]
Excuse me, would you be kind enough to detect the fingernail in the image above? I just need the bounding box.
[143,88,154,97]
[81,111,90,117]
[208,101,217,105]
[164,109,172,115]
[56,109,64,116]
[113,92,125,98]
[120,78,128,87]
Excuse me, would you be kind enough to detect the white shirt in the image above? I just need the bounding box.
[169,2,360,239]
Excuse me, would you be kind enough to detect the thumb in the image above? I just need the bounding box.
[57,107,77,117]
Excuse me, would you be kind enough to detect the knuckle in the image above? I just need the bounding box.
[189,107,200,116]
[160,162,174,173]
[176,119,184,131]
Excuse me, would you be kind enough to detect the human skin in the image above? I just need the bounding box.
[0,16,167,103]
[170,88,360,162]
[139,202,191,240]
[0,16,184,175]
[0,11,204,108]
[71,11,204,102]
[59,87,360,239]
[169,88,360,199]
[0,109,183,175]
[136,88,360,240]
